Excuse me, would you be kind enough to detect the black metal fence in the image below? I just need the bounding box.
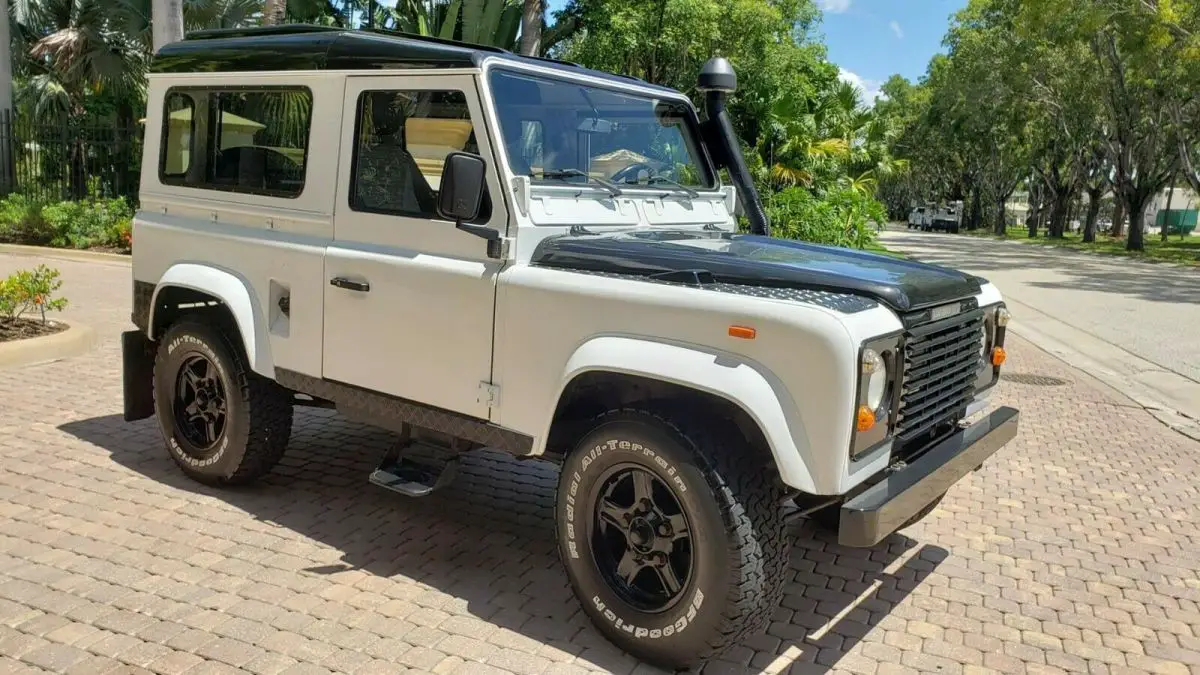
[0,109,143,205]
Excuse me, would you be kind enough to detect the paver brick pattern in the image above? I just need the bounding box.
[1,253,1199,674]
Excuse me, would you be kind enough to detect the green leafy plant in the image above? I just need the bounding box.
[763,186,886,249]
[0,265,69,325]
[0,194,53,245]
[40,197,133,249]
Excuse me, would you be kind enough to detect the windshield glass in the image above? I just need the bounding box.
[488,68,715,190]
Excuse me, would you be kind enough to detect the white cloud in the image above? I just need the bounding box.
[838,68,885,104]
[890,21,904,38]
[817,0,851,13]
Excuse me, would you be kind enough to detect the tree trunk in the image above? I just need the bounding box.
[519,0,543,56]
[152,0,184,50]
[994,197,1007,236]
[1125,192,1149,251]
[968,189,982,231]
[1111,199,1125,238]
[1048,195,1069,239]
[262,0,287,26]
[1082,188,1102,243]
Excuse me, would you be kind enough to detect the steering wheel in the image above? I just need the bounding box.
[610,162,656,184]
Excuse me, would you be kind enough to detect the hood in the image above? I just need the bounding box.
[531,230,982,313]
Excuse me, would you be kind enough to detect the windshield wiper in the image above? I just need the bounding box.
[534,169,624,197]
[645,175,700,198]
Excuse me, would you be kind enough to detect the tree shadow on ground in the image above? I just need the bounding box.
[61,409,945,674]
[888,232,1200,305]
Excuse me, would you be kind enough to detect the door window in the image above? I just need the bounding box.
[350,89,490,221]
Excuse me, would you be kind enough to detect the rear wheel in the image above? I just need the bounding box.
[153,320,292,486]
[555,408,790,670]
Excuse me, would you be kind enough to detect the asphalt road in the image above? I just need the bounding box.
[880,226,1200,433]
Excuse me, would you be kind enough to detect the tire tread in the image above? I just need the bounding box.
[155,320,292,486]
[584,405,790,665]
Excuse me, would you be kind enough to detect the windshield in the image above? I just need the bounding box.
[488,68,716,190]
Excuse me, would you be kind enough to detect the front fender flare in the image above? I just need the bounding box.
[547,336,818,493]
[149,264,274,378]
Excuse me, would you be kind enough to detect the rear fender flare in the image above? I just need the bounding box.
[149,264,273,378]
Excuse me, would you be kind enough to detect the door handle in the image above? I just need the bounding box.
[330,277,370,292]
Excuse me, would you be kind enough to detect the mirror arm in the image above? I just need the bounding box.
[455,220,500,241]
[455,220,504,259]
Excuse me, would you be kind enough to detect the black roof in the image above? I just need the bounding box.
[151,24,677,94]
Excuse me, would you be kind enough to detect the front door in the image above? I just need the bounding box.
[323,73,507,420]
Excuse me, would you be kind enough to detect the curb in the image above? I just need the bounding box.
[0,320,98,371]
[0,244,131,266]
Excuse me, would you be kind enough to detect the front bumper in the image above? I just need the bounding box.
[838,406,1019,547]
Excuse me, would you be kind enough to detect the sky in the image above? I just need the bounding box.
[543,0,966,104]
[816,0,966,102]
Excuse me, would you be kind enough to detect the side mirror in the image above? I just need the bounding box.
[437,152,502,256]
[437,152,487,223]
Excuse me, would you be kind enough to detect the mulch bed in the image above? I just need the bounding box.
[0,318,68,344]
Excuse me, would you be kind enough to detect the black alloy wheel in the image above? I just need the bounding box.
[591,465,693,613]
[173,354,229,455]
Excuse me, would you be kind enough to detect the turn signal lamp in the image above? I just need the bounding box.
[856,405,876,432]
[728,325,757,340]
[991,346,1007,367]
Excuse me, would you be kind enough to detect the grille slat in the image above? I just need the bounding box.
[895,304,984,445]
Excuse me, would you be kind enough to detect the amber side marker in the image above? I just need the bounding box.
[991,346,1007,367]
[728,326,757,340]
[856,405,876,432]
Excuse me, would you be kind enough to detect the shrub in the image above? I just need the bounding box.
[41,197,133,249]
[0,265,69,324]
[763,186,886,249]
[0,194,53,245]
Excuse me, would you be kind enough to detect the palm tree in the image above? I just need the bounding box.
[519,0,539,55]
[261,0,284,25]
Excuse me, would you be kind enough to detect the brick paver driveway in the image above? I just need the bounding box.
[1,251,1199,675]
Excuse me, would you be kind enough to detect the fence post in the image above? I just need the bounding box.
[0,109,12,197]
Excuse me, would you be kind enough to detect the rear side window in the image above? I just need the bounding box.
[159,87,313,198]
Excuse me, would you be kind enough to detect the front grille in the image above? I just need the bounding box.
[895,306,985,445]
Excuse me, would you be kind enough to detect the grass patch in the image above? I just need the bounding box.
[959,226,1200,266]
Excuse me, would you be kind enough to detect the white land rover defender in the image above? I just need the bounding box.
[122,25,1019,670]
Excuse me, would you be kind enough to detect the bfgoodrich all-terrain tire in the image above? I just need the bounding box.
[555,408,790,670]
[153,320,292,486]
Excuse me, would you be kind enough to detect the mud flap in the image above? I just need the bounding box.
[122,330,156,422]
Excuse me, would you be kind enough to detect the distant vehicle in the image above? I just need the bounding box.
[926,202,962,233]
[907,204,933,229]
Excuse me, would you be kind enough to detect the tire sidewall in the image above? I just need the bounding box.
[154,323,249,481]
[556,416,732,661]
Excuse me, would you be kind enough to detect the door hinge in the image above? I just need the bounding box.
[478,382,500,408]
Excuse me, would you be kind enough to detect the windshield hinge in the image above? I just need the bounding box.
[477,382,500,408]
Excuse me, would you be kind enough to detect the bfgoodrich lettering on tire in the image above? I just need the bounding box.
[153,320,292,486]
[555,407,790,670]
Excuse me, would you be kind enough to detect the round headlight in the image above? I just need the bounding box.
[996,306,1011,327]
[978,323,989,361]
[865,367,888,410]
[862,349,888,411]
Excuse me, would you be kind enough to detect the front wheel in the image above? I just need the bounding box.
[555,409,790,670]
[153,320,293,486]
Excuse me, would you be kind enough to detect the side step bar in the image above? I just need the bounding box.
[369,439,460,498]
